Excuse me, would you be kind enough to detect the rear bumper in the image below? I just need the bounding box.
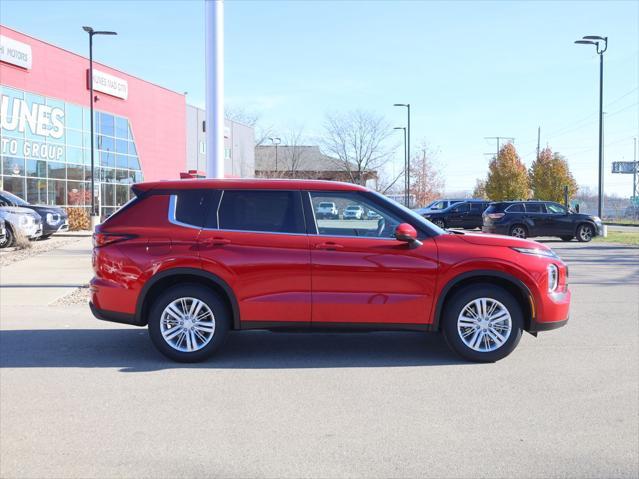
[90,301,144,327]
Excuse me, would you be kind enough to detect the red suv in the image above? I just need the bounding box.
[90,179,569,363]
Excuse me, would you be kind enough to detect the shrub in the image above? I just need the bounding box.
[66,208,91,231]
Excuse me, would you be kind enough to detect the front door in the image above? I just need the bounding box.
[197,189,311,326]
[306,191,438,326]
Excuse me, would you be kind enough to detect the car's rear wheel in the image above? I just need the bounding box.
[442,284,523,362]
[576,224,594,242]
[560,235,573,242]
[148,284,230,362]
[509,224,527,239]
[0,225,15,248]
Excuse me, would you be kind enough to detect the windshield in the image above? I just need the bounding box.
[372,191,447,235]
[1,191,28,206]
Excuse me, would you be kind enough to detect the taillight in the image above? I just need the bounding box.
[488,213,505,219]
[93,233,135,248]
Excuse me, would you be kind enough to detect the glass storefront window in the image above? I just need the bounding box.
[26,159,47,178]
[3,157,24,176]
[48,162,66,179]
[48,179,66,205]
[67,164,84,181]
[2,175,25,198]
[26,178,47,204]
[101,183,114,206]
[0,85,142,212]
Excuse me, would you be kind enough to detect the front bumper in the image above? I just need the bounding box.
[43,219,69,236]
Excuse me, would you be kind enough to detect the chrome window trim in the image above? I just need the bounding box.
[168,194,202,230]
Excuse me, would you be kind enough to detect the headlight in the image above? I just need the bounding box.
[511,247,558,259]
[547,264,559,292]
[46,212,60,224]
[18,215,34,226]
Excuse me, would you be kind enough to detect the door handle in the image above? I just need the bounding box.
[315,242,343,250]
[200,237,231,247]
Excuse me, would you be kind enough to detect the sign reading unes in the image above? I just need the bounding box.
[90,69,128,100]
[611,161,638,175]
[0,35,32,70]
[0,94,65,161]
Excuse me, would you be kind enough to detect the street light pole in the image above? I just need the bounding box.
[269,137,281,175]
[394,127,407,204]
[82,26,117,224]
[575,35,608,219]
[394,103,411,206]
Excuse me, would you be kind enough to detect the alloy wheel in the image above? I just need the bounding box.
[160,297,216,352]
[457,298,512,352]
[511,226,526,238]
[579,226,593,242]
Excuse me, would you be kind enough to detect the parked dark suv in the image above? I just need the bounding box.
[420,200,490,230]
[482,201,603,242]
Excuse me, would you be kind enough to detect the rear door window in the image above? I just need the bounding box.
[218,190,305,234]
[506,203,524,213]
[525,203,546,213]
[470,203,485,213]
[172,190,209,228]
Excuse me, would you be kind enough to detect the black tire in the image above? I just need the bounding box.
[433,219,446,228]
[576,223,594,242]
[509,224,528,239]
[0,225,15,248]
[560,235,573,242]
[147,284,230,362]
[442,284,524,363]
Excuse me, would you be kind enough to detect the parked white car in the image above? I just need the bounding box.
[316,201,339,219]
[343,204,364,220]
[0,207,43,248]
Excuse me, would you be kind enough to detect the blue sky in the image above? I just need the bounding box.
[2,0,638,195]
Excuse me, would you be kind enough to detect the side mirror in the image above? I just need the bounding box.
[395,223,422,249]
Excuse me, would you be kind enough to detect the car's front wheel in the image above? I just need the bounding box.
[0,226,14,248]
[148,284,230,362]
[442,284,523,362]
[576,224,594,242]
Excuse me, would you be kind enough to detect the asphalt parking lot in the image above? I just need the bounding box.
[1,237,638,478]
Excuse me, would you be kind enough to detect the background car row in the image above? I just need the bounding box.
[417,198,603,242]
[0,190,69,248]
[315,201,380,220]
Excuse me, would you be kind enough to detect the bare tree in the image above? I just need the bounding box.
[225,105,273,146]
[321,110,396,185]
[410,143,444,207]
[279,127,307,176]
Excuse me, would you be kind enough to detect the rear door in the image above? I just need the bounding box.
[523,202,547,235]
[446,202,469,228]
[197,189,311,326]
[466,202,487,229]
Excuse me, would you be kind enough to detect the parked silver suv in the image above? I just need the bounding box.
[0,206,43,248]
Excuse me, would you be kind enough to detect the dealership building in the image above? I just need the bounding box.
[0,25,254,217]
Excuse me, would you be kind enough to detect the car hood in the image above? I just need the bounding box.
[0,206,38,216]
[26,204,68,217]
[456,231,552,251]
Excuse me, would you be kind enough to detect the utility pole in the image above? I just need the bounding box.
[205,0,225,179]
[633,137,637,201]
[484,136,515,159]
[536,126,541,160]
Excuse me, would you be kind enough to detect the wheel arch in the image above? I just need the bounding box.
[432,270,535,332]
[135,268,240,329]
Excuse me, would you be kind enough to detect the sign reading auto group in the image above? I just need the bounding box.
[91,69,128,100]
[0,94,65,161]
[0,35,32,70]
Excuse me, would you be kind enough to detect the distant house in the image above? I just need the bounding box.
[255,145,377,186]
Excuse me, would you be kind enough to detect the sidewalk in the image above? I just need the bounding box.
[0,237,93,307]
